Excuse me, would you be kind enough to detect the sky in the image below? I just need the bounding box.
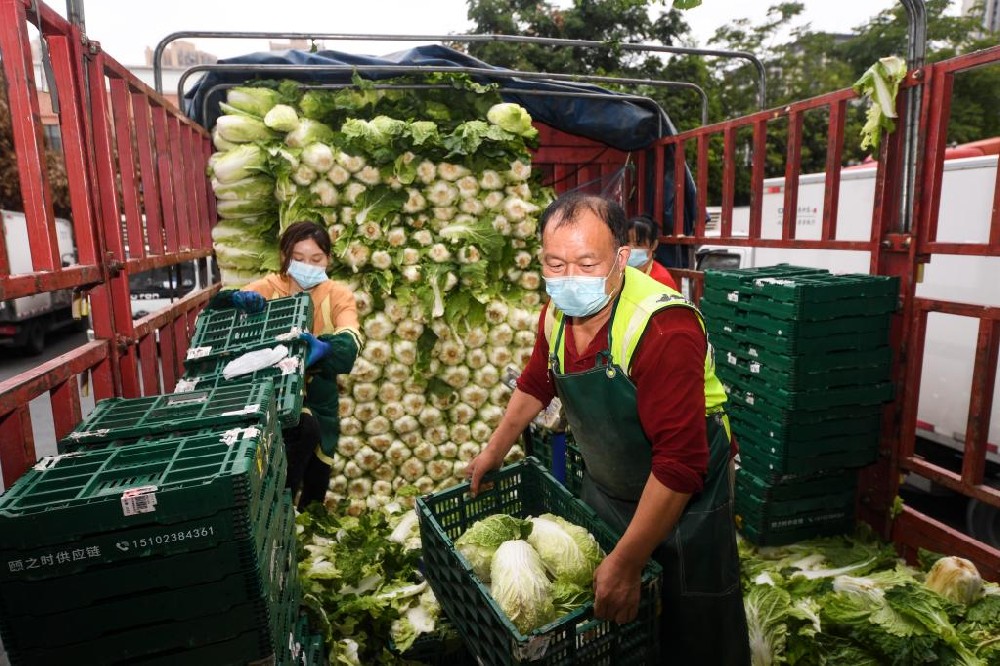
[51,0,965,67]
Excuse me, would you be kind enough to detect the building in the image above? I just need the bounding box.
[962,0,1000,34]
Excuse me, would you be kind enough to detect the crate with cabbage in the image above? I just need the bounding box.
[207,78,552,511]
[417,459,661,665]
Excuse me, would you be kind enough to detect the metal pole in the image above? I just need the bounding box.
[899,0,927,234]
[64,0,85,31]
[199,80,709,128]
[179,62,708,119]
[154,31,766,110]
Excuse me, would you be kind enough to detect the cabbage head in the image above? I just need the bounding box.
[924,556,982,606]
[486,103,537,139]
[225,86,281,118]
[454,514,532,582]
[527,513,603,586]
[490,540,554,635]
[215,114,277,145]
[263,104,300,132]
[211,144,267,184]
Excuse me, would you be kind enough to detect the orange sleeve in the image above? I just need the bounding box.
[242,276,277,299]
[312,281,358,335]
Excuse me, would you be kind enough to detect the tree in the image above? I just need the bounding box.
[0,68,71,218]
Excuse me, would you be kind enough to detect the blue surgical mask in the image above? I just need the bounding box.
[287,260,329,290]
[627,248,650,268]
[544,256,621,318]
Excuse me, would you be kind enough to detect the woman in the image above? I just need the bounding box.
[627,215,679,290]
[212,221,362,509]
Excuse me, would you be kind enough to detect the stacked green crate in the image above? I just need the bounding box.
[702,265,898,546]
[181,293,313,429]
[0,422,298,664]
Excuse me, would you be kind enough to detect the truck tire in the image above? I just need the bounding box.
[966,498,999,549]
[23,321,46,356]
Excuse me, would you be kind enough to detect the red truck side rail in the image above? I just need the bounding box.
[649,44,1000,579]
[0,0,217,487]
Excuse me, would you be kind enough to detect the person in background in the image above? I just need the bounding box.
[627,215,679,290]
[211,221,362,509]
[467,193,750,664]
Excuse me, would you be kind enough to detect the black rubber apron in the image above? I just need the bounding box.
[549,315,750,665]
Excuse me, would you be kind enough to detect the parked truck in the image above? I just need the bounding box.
[0,210,83,354]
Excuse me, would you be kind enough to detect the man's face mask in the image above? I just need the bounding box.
[544,252,622,317]
[288,260,329,290]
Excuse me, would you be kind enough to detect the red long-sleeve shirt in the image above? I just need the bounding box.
[517,303,713,494]
[647,260,679,291]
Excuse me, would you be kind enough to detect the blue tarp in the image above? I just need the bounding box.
[185,43,697,238]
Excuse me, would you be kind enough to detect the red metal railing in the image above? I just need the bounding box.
[653,44,1000,579]
[0,0,217,487]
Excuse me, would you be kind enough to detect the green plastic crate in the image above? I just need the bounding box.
[723,380,893,412]
[738,325,890,355]
[736,484,856,520]
[735,466,857,502]
[5,489,291,664]
[0,424,280,552]
[60,380,277,449]
[730,414,880,460]
[180,344,307,428]
[7,596,276,666]
[417,459,661,666]
[720,356,892,392]
[703,264,829,292]
[0,461,283,619]
[740,273,899,321]
[0,429,287,590]
[737,436,878,479]
[739,515,856,547]
[742,310,890,339]
[186,293,313,365]
[736,503,855,547]
[523,428,584,496]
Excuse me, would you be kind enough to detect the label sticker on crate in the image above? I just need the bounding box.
[186,346,212,360]
[745,392,756,406]
[165,391,209,406]
[726,291,740,303]
[727,352,738,366]
[121,486,159,516]
[749,361,761,374]
[221,404,263,418]
[219,426,260,447]
[273,326,304,342]
[173,378,200,393]
[278,357,301,375]
[63,428,110,442]
[33,452,83,471]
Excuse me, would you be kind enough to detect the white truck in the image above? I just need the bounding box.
[0,209,83,354]
[695,153,1000,546]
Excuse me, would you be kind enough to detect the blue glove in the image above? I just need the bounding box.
[231,291,266,313]
[300,332,331,368]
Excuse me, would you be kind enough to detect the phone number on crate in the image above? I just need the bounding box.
[120,526,217,551]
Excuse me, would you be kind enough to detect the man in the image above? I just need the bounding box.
[467,193,750,664]
[627,214,679,290]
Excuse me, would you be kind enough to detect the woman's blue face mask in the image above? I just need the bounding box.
[288,260,329,290]
[627,248,650,268]
[543,253,622,317]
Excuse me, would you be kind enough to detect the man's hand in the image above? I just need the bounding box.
[465,445,507,496]
[593,552,643,625]
[231,291,266,313]
[300,332,331,367]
